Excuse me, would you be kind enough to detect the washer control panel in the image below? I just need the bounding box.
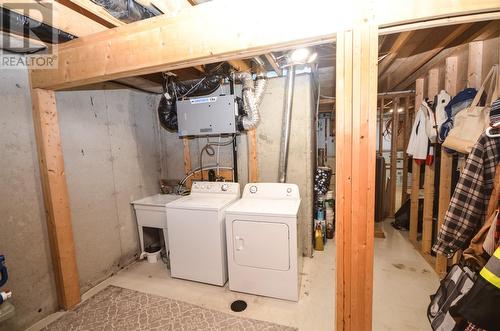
[191,181,239,194]
[243,183,300,199]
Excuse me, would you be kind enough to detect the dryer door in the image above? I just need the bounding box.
[232,220,290,271]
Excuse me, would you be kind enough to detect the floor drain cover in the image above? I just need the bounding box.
[230,300,247,312]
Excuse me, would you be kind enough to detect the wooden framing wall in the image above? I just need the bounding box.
[389,98,399,217]
[335,22,378,330]
[401,97,411,204]
[26,0,500,327]
[409,78,424,244]
[403,36,499,276]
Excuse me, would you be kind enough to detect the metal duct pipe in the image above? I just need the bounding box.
[278,65,296,183]
[90,0,156,23]
[236,72,267,130]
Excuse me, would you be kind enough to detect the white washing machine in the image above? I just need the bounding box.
[166,181,240,286]
[225,183,301,301]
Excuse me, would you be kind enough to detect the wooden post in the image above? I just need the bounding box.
[378,97,384,155]
[467,41,483,88]
[436,56,458,277]
[401,96,410,204]
[450,40,485,264]
[182,137,192,188]
[247,129,259,182]
[31,88,81,309]
[335,22,378,331]
[389,97,399,216]
[409,79,424,244]
[421,68,439,254]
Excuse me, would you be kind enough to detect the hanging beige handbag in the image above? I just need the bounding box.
[462,164,500,269]
[442,65,498,154]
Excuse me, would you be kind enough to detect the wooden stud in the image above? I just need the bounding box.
[467,41,484,88]
[264,53,283,76]
[56,0,125,27]
[389,24,472,91]
[393,21,496,91]
[401,96,410,204]
[421,68,439,254]
[378,31,414,78]
[389,98,399,217]
[247,129,259,182]
[378,97,384,155]
[436,56,459,277]
[227,60,251,72]
[2,1,108,36]
[335,22,377,331]
[409,78,424,244]
[182,137,192,188]
[30,88,81,309]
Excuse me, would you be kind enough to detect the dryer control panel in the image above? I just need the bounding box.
[191,181,240,194]
[243,183,300,200]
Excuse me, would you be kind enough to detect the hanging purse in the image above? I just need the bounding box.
[442,65,498,154]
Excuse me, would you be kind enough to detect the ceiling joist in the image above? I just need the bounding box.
[29,0,500,90]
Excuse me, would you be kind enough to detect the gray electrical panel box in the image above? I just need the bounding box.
[177,94,237,136]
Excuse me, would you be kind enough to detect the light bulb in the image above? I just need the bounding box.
[290,48,310,63]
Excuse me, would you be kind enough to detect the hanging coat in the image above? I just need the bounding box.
[406,103,429,160]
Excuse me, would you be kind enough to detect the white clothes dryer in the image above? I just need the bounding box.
[225,183,301,301]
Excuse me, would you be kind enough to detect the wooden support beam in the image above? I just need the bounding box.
[378,31,414,78]
[2,0,108,36]
[55,0,125,28]
[394,21,497,91]
[421,68,439,254]
[467,41,484,88]
[320,98,336,105]
[247,129,259,182]
[378,98,384,155]
[401,96,410,204]
[182,137,192,188]
[409,78,424,244]
[30,88,80,309]
[389,23,472,91]
[335,22,377,331]
[228,60,251,72]
[264,53,282,76]
[436,56,459,277]
[29,0,500,90]
[389,97,399,217]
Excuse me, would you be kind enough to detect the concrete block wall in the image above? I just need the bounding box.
[0,57,162,330]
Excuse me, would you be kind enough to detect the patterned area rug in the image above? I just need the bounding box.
[42,285,297,331]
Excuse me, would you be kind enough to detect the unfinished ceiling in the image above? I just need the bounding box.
[0,1,498,99]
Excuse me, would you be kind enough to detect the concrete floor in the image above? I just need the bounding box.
[28,220,438,331]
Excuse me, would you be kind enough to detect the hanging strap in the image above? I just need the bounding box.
[470,65,498,108]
